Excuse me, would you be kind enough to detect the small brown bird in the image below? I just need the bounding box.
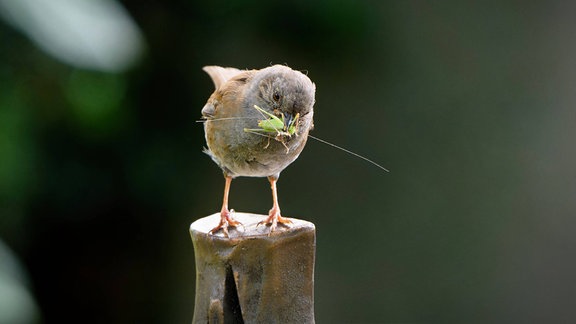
[201,65,316,235]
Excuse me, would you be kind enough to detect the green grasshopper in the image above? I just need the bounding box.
[201,106,389,172]
[244,105,300,153]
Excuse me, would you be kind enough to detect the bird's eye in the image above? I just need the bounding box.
[272,92,281,102]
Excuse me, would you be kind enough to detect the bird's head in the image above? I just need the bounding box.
[252,65,315,134]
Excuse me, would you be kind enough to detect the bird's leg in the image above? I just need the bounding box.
[259,176,292,232]
[210,175,241,236]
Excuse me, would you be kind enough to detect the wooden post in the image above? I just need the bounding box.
[190,212,316,324]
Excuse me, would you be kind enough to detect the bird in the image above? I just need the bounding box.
[200,64,316,235]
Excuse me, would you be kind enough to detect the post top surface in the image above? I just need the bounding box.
[190,212,315,239]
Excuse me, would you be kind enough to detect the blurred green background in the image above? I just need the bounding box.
[2,0,576,323]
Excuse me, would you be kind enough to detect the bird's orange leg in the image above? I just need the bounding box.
[210,175,241,236]
[259,176,292,232]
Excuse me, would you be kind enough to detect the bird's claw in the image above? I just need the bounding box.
[258,210,292,234]
[210,209,242,237]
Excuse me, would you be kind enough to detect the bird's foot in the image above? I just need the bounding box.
[209,209,242,237]
[258,207,292,233]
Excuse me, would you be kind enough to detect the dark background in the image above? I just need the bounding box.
[2,1,576,323]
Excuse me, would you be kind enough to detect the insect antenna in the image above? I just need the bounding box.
[307,135,389,173]
[196,117,256,123]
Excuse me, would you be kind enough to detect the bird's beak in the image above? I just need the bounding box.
[283,112,294,132]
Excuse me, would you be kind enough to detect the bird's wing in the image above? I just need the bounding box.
[201,69,255,119]
[201,101,216,118]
